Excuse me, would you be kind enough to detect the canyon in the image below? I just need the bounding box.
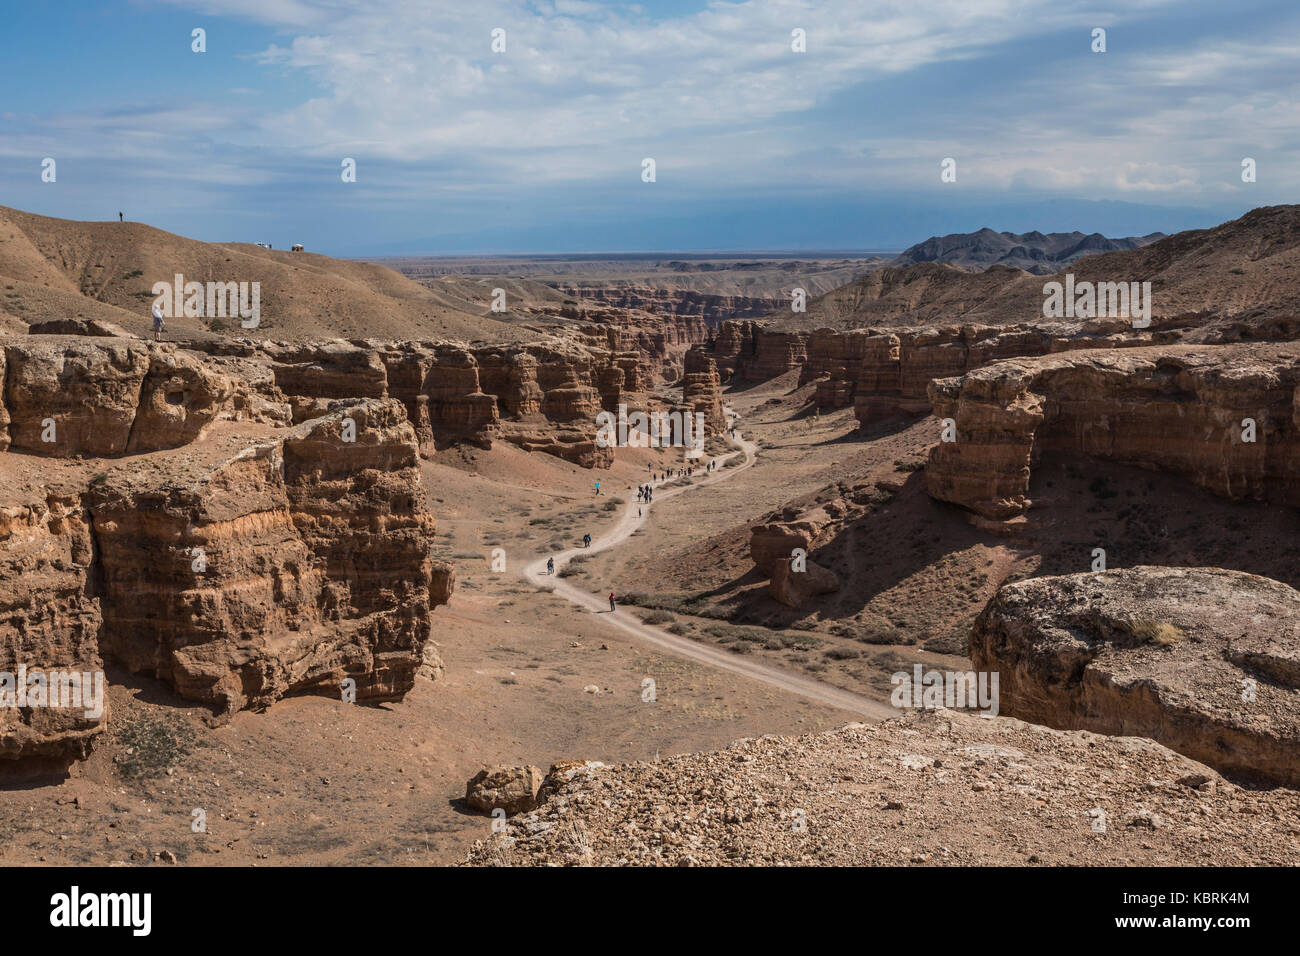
[3,205,1300,873]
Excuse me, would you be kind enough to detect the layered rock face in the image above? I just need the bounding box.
[812,367,856,410]
[682,347,725,433]
[88,399,446,714]
[739,330,808,381]
[0,338,240,456]
[0,335,456,761]
[424,346,499,448]
[749,505,842,609]
[971,567,1300,787]
[474,348,545,417]
[266,342,388,402]
[800,329,873,386]
[0,490,106,760]
[853,322,1169,426]
[926,344,1300,520]
[712,320,757,381]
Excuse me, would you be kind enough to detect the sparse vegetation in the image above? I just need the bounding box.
[1130,619,1186,647]
[113,712,199,780]
[639,609,677,625]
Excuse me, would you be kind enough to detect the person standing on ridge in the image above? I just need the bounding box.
[151,302,166,342]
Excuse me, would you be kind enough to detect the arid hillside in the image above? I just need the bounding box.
[0,206,539,343]
[768,205,1300,331]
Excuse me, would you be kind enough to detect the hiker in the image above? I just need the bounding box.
[594,480,601,496]
[151,303,166,341]
[118,211,123,222]
[546,557,554,575]
[609,592,616,612]
[583,533,591,548]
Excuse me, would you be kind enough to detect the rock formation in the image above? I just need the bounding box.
[739,330,808,381]
[0,339,242,457]
[926,344,1300,520]
[464,708,1300,866]
[971,567,1300,787]
[465,765,545,815]
[0,335,456,762]
[682,347,725,433]
[0,488,106,760]
[90,399,444,714]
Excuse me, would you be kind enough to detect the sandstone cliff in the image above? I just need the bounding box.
[0,336,455,761]
[89,399,446,715]
[1,338,243,457]
[682,347,725,434]
[926,344,1300,520]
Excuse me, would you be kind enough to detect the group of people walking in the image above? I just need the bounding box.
[544,436,738,615]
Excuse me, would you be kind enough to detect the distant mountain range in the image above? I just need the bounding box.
[891,227,1166,275]
[767,205,1300,331]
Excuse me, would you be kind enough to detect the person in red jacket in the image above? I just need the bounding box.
[609,592,616,612]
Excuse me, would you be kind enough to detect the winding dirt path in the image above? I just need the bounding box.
[521,409,894,719]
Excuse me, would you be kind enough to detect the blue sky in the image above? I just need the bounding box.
[1,0,1295,255]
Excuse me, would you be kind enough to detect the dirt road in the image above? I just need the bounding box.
[521,411,894,719]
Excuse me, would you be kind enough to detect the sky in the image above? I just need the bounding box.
[0,0,1295,256]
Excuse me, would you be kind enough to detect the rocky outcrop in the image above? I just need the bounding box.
[682,347,725,433]
[750,506,843,608]
[971,567,1300,788]
[800,328,872,386]
[712,320,757,381]
[89,399,444,714]
[464,708,1300,866]
[27,318,130,337]
[475,348,544,417]
[0,489,106,761]
[424,346,499,448]
[266,341,388,402]
[853,321,1170,426]
[1,338,241,457]
[739,330,807,381]
[812,366,855,410]
[925,344,1300,520]
[768,554,839,608]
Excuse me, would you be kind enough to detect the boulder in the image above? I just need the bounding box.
[769,556,839,608]
[971,566,1300,787]
[466,765,545,815]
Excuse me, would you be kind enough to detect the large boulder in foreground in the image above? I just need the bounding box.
[466,765,544,815]
[971,567,1300,787]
